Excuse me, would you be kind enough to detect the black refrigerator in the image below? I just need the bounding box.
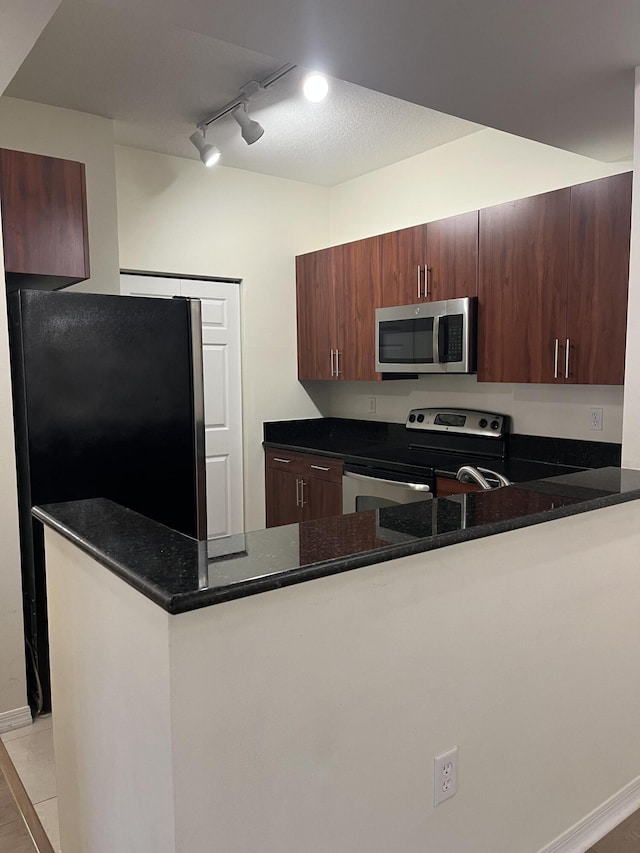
[7,288,207,714]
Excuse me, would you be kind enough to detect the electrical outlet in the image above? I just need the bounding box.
[434,746,458,806]
[590,407,603,431]
[368,396,377,414]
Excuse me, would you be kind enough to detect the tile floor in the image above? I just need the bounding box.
[0,716,59,853]
[0,771,34,853]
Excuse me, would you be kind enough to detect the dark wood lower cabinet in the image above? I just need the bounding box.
[265,466,300,528]
[265,448,343,528]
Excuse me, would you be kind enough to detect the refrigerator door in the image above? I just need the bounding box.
[8,288,207,712]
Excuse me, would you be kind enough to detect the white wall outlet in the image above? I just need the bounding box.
[368,396,377,414]
[434,746,458,806]
[590,407,603,431]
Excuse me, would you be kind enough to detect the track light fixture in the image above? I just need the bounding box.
[189,130,221,167]
[188,63,330,166]
[231,102,265,145]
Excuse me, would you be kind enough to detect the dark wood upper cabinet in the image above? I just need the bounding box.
[378,213,477,305]
[0,149,90,289]
[296,173,631,385]
[297,237,382,381]
[566,172,632,385]
[478,188,571,383]
[426,210,478,301]
[379,224,428,306]
[296,247,336,380]
[337,235,381,381]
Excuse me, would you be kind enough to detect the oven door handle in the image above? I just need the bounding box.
[343,470,431,491]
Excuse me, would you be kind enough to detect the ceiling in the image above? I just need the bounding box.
[8,0,639,184]
[4,0,483,186]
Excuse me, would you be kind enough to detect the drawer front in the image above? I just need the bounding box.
[298,453,343,484]
[265,447,304,473]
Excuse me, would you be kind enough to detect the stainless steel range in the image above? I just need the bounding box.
[342,407,510,513]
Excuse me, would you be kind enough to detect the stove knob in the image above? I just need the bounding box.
[479,418,488,429]
[408,414,416,423]
[490,420,500,431]
[417,414,425,423]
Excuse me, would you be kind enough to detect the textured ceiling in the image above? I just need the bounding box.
[93,0,640,163]
[5,0,482,186]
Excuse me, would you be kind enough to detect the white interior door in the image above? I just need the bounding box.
[120,274,244,538]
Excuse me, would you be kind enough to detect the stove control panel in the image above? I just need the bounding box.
[406,408,509,438]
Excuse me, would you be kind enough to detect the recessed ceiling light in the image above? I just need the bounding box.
[303,73,329,103]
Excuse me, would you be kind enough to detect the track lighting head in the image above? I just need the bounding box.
[189,130,221,167]
[232,103,265,145]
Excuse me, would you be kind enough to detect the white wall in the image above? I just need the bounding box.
[46,531,175,853]
[45,499,640,852]
[310,376,624,443]
[170,500,640,853]
[319,128,630,442]
[115,145,330,530]
[622,69,640,467]
[0,220,27,721]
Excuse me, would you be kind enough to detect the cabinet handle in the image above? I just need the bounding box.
[417,265,421,299]
[300,479,306,507]
[295,477,301,507]
[335,350,341,377]
[553,338,559,379]
[424,265,430,298]
[273,457,292,464]
[310,464,330,471]
[330,349,335,377]
[565,338,570,379]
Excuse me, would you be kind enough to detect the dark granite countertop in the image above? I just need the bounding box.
[263,416,621,483]
[33,467,640,615]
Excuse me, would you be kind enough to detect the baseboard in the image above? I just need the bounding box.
[0,706,31,734]
[539,774,640,853]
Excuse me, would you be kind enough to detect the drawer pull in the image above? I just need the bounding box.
[310,464,330,471]
[273,457,292,463]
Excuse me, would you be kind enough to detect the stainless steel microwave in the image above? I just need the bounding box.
[375,297,477,374]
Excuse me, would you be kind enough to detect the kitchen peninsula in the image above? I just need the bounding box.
[35,470,640,853]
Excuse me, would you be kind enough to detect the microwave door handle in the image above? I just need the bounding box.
[432,315,441,363]
[343,471,431,491]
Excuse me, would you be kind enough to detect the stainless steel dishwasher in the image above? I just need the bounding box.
[342,464,434,513]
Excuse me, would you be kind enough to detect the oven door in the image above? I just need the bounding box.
[342,464,434,513]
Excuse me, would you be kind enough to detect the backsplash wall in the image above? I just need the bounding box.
[307,376,624,443]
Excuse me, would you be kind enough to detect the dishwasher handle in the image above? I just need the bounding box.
[343,470,431,491]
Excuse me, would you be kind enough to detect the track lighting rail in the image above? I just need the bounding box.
[197,62,297,130]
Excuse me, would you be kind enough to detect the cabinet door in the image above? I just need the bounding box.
[478,188,570,383]
[265,466,301,528]
[379,224,428,306]
[426,211,478,300]
[0,149,89,283]
[566,172,632,385]
[301,475,343,521]
[296,247,337,380]
[336,236,382,381]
